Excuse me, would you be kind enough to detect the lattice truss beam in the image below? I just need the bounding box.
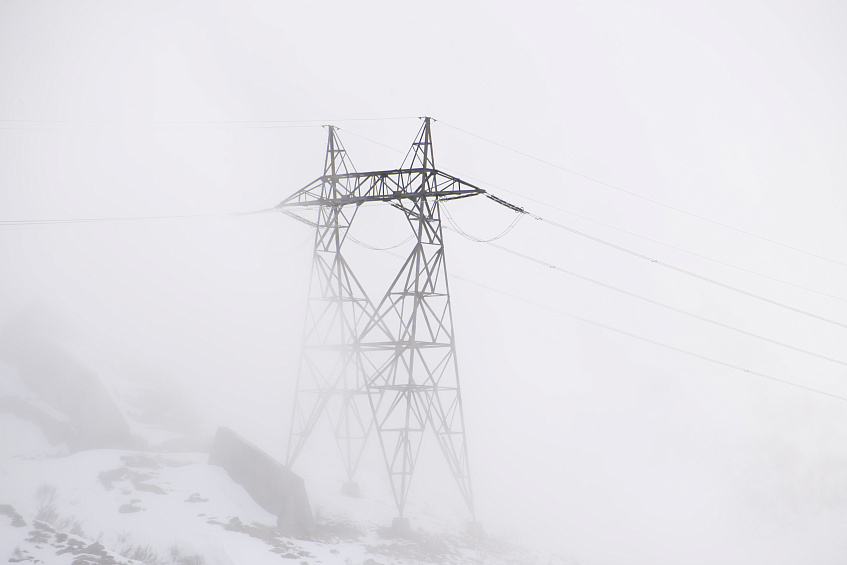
[280,119,481,518]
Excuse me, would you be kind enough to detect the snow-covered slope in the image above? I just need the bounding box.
[0,447,561,565]
[0,354,563,565]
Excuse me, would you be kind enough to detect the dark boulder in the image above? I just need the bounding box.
[208,427,314,533]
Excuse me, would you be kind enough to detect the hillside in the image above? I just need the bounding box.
[0,334,565,565]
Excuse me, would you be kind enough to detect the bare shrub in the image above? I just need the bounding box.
[9,546,25,562]
[169,544,206,565]
[120,543,166,565]
[34,483,58,523]
[55,515,86,537]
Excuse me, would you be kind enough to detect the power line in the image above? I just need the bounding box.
[9,120,842,404]
[339,127,406,154]
[438,167,847,305]
[0,117,417,123]
[347,234,414,251]
[437,119,847,269]
[0,124,321,131]
[343,123,847,329]
[0,201,385,230]
[342,123,847,306]
[0,208,274,229]
[449,273,847,405]
[522,211,847,330]
[273,164,847,369]
[7,124,843,333]
[439,219,847,368]
[374,243,847,404]
[0,117,419,130]
[441,205,524,243]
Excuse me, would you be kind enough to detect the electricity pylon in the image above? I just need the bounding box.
[279,118,483,526]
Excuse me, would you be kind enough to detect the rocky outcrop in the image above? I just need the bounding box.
[0,309,134,452]
[208,427,315,533]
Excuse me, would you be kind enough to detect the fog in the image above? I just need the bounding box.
[3,1,847,563]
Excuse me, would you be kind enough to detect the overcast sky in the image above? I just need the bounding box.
[2,1,847,564]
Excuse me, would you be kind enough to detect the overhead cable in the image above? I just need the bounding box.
[472,190,847,330]
[347,234,415,251]
[438,167,847,304]
[0,116,418,130]
[343,123,847,305]
[441,205,523,243]
[375,244,847,404]
[526,212,847,330]
[450,273,847,405]
[0,208,274,229]
[438,119,847,269]
[440,221,847,367]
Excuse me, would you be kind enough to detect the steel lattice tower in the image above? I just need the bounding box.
[279,118,483,526]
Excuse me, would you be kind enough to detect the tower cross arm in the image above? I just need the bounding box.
[276,168,486,209]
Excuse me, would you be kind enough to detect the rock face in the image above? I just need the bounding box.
[0,310,134,452]
[208,427,315,533]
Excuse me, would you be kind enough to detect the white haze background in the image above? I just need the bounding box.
[2,1,847,563]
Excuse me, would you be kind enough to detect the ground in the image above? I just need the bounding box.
[0,436,567,565]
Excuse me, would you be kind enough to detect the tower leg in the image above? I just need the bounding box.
[360,118,476,522]
[286,127,384,487]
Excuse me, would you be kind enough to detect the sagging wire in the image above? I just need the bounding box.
[347,234,415,251]
[441,202,524,244]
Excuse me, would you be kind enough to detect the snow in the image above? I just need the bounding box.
[0,429,553,565]
[0,322,560,564]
